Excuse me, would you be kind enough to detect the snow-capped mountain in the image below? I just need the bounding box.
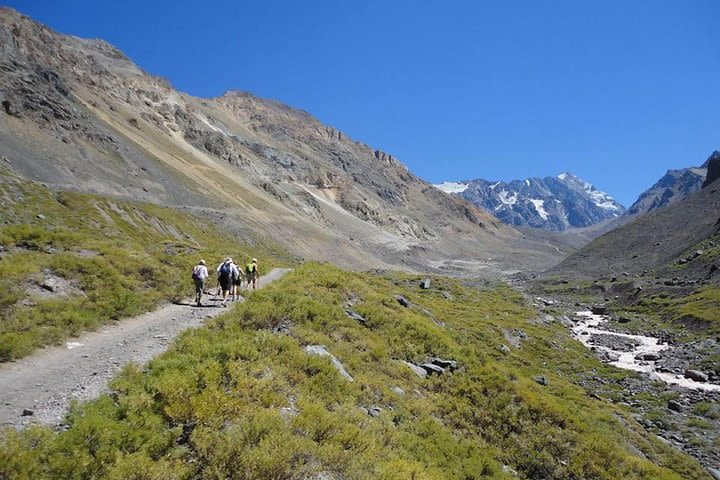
[435,173,625,231]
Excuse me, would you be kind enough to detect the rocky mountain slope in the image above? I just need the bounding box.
[544,172,720,282]
[436,173,624,231]
[625,152,713,216]
[0,7,564,276]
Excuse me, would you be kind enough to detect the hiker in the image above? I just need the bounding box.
[245,258,259,290]
[232,260,245,301]
[191,260,209,306]
[216,257,240,307]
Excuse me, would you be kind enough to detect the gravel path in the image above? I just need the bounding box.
[0,268,291,429]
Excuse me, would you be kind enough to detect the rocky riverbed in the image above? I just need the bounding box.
[568,310,720,473]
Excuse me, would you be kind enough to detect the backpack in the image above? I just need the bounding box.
[246,263,256,276]
[219,262,232,281]
[191,265,202,280]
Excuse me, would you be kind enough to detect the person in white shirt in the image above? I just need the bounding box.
[191,260,209,306]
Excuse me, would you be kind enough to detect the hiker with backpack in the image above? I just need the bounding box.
[216,257,240,307]
[245,258,259,290]
[191,260,209,306]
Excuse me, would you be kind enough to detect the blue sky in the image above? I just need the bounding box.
[7,1,719,206]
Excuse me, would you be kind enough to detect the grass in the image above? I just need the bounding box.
[0,264,710,479]
[0,169,287,361]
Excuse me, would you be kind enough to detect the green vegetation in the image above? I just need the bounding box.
[0,264,709,479]
[0,170,285,361]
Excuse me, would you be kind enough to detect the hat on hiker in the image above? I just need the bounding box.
[252,258,257,263]
[226,257,232,263]
[199,259,206,265]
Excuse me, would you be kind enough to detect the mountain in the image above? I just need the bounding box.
[625,153,713,216]
[0,7,564,276]
[544,169,720,281]
[435,173,625,231]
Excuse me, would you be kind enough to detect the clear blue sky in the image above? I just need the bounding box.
[7,0,720,206]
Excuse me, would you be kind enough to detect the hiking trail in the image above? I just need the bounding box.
[0,268,291,429]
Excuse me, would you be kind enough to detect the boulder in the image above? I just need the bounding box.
[617,316,631,324]
[683,369,708,383]
[368,406,383,417]
[429,357,458,372]
[391,386,405,396]
[401,360,427,378]
[634,353,661,361]
[498,344,512,354]
[590,304,606,315]
[40,277,58,292]
[21,409,34,416]
[396,295,411,308]
[420,363,445,376]
[667,400,683,412]
[304,345,354,382]
[441,291,453,300]
[708,468,720,480]
[533,375,549,386]
[345,309,367,325]
[420,278,431,289]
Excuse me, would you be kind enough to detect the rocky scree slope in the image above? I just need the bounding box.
[0,8,563,274]
[625,152,713,217]
[436,173,624,231]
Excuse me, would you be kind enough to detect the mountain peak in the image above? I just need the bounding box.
[435,173,624,231]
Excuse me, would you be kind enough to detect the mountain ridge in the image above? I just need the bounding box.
[0,7,565,276]
[435,172,624,231]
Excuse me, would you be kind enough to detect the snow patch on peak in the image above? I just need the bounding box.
[525,179,530,186]
[498,190,517,206]
[557,173,569,181]
[434,181,469,194]
[529,198,549,220]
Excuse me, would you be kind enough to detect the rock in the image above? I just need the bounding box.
[429,357,458,371]
[21,409,34,416]
[36,214,46,220]
[345,309,367,325]
[590,304,606,315]
[683,369,708,382]
[401,361,427,378]
[420,278,431,289]
[617,316,631,323]
[634,353,661,361]
[395,295,411,308]
[610,275,618,282]
[368,406,383,417]
[533,375,549,386]
[420,363,445,376]
[40,277,58,292]
[304,345,354,382]
[667,400,683,412]
[558,316,573,327]
[498,344,511,354]
[391,386,405,396]
[708,468,720,480]
[441,291,453,300]
[279,407,298,420]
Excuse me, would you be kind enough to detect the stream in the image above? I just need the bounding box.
[573,311,720,392]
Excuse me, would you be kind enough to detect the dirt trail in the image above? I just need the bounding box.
[0,268,291,429]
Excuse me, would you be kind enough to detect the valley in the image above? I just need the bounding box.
[1,5,719,480]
